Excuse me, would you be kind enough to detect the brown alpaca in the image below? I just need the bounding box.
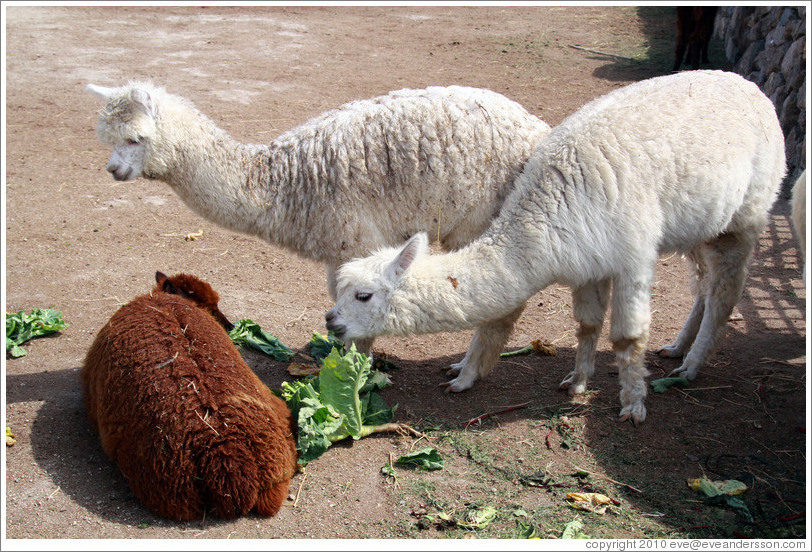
[82,272,298,521]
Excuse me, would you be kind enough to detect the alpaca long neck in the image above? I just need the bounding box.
[154,104,306,257]
[391,235,554,335]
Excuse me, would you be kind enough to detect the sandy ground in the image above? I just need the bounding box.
[3,4,808,546]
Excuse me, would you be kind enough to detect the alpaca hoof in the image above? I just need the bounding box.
[618,402,646,425]
[446,362,463,376]
[443,374,475,393]
[668,363,699,381]
[657,344,683,358]
[559,374,587,396]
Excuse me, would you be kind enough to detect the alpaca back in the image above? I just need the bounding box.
[495,70,784,281]
[82,289,297,521]
[266,85,551,258]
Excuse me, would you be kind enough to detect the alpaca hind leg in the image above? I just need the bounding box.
[670,233,753,380]
[659,249,708,358]
[610,270,654,425]
[444,304,526,392]
[560,279,611,396]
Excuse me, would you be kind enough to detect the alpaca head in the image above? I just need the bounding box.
[325,233,428,341]
[154,271,234,331]
[87,82,162,181]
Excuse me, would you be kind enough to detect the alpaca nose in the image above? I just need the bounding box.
[324,310,345,337]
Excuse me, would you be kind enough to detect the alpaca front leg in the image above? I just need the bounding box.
[615,337,649,425]
[610,271,653,425]
[560,280,610,396]
[443,304,525,393]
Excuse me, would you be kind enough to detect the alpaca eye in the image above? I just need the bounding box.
[355,292,373,303]
[127,137,141,145]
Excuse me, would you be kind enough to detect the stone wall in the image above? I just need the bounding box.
[715,6,806,195]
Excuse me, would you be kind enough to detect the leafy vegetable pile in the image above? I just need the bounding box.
[278,341,401,464]
[6,309,68,358]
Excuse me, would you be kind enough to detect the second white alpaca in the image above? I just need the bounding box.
[86,83,550,291]
[326,70,785,424]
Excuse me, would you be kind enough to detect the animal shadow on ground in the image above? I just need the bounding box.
[581,208,806,536]
[590,6,731,82]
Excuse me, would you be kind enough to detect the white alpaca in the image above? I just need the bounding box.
[326,70,785,425]
[86,82,549,352]
[790,170,806,280]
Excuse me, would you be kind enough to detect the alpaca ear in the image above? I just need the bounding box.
[155,271,169,288]
[86,84,115,101]
[130,88,155,118]
[388,233,427,281]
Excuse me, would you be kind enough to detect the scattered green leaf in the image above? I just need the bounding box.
[381,463,396,478]
[6,308,68,358]
[650,376,690,393]
[687,477,753,522]
[501,339,556,358]
[395,447,445,471]
[516,519,539,538]
[457,506,497,529]
[228,319,295,361]
[561,518,590,539]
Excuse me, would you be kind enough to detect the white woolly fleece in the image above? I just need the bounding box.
[330,70,786,424]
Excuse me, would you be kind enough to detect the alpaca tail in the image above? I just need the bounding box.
[200,441,260,519]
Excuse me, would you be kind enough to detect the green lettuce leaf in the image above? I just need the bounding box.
[277,344,397,464]
[309,331,345,361]
[395,447,445,471]
[650,376,690,393]
[228,319,295,361]
[361,392,396,426]
[6,309,68,358]
[318,346,371,438]
[561,518,590,539]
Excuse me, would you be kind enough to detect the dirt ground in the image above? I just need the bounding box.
[3,4,808,546]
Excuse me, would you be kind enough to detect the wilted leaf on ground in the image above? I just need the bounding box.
[687,476,753,522]
[228,319,295,361]
[650,376,690,393]
[6,427,16,447]
[566,492,618,515]
[287,362,321,377]
[687,477,748,496]
[501,339,556,358]
[395,447,445,471]
[516,519,539,538]
[561,518,590,539]
[457,506,498,529]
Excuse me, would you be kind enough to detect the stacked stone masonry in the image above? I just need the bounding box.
[715,6,806,195]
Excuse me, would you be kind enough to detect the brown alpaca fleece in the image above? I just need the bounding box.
[82,274,298,521]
